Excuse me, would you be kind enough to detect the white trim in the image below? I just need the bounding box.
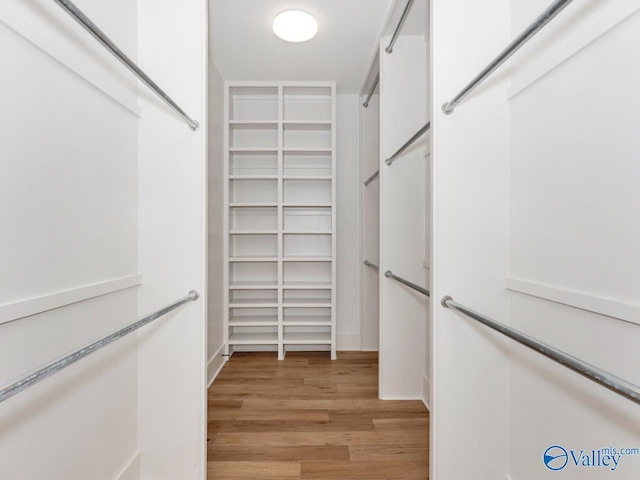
[0,274,142,325]
[0,19,142,117]
[337,333,362,351]
[506,276,640,326]
[507,7,640,100]
[207,344,226,388]
[422,375,430,411]
[379,395,424,401]
[115,451,141,480]
[422,259,430,269]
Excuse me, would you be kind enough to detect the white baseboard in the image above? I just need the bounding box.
[0,274,141,326]
[116,451,141,480]
[337,333,361,350]
[207,344,226,388]
[422,375,430,411]
[379,395,423,401]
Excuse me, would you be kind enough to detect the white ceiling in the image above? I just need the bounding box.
[209,0,395,94]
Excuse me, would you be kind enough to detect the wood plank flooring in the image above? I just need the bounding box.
[207,351,429,480]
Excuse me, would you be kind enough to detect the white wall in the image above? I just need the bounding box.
[336,94,362,350]
[136,0,208,478]
[379,35,428,399]
[507,2,640,478]
[360,91,380,352]
[207,59,225,385]
[430,0,511,477]
[0,0,140,477]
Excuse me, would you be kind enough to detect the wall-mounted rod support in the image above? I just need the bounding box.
[0,291,199,404]
[363,74,380,108]
[441,296,640,406]
[364,260,380,271]
[385,122,430,166]
[52,0,200,130]
[385,0,416,54]
[441,0,574,115]
[363,170,380,186]
[385,270,430,297]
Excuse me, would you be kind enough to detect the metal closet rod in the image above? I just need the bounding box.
[364,260,379,271]
[385,122,430,166]
[363,170,380,187]
[385,270,430,297]
[0,290,200,404]
[442,0,574,115]
[363,74,380,108]
[386,0,416,54]
[441,296,640,406]
[53,0,200,130]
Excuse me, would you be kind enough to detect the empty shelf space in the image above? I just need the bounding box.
[283,316,331,326]
[283,299,332,307]
[283,332,332,344]
[229,300,279,308]
[229,315,278,327]
[230,151,277,176]
[229,86,278,122]
[229,332,278,345]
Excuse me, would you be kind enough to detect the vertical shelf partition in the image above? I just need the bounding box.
[224,82,336,360]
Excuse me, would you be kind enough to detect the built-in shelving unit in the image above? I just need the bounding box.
[224,82,336,360]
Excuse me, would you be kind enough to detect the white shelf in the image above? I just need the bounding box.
[230,175,278,180]
[282,281,332,290]
[230,120,278,126]
[230,230,278,235]
[229,256,277,263]
[283,256,332,262]
[283,120,332,126]
[283,148,332,153]
[229,147,278,153]
[229,281,278,290]
[282,203,332,208]
[283,175,332,180]
[283,332,332,345]
[229,202,278,208]
[225,82,336,359]
[283,230,332,235]
[229,332,278,345]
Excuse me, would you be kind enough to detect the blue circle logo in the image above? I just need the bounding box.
[544,445,569,471]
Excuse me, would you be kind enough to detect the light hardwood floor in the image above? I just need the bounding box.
[207,351,429,479]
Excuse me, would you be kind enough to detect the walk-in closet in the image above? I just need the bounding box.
[1,0,639,479]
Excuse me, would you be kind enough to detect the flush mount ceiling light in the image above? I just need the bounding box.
[272,10,318,42]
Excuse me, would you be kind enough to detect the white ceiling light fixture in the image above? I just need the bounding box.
[272,10,318,43]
